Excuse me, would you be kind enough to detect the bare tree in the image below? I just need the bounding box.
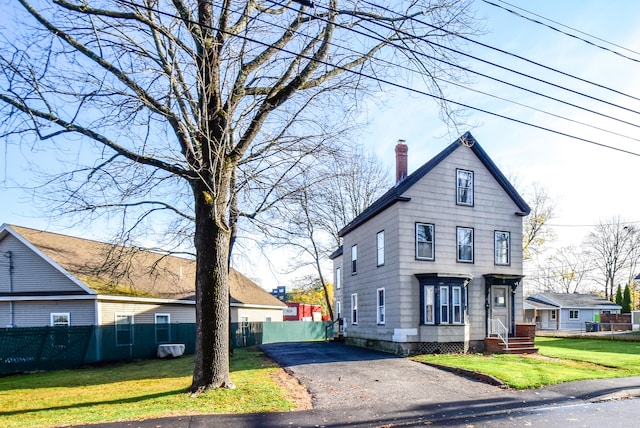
[522,183,557,261]
[0,1,477,392]
[543,246,590,294]
[585,216,638,299]
[253,143,391,318]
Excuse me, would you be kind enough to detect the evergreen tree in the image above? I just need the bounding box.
[622,284,632,313]
[615,285,623,306]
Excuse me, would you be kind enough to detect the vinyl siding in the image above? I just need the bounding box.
[11,299,96,327]
[98,301,195,325]
[0,302,10,326]
[341,143,525,345]
[0,233,88,294]
[341,203,401,341]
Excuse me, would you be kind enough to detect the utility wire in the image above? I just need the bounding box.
[242,3,640,145]
[361,0,640,104]
[483,0,640,63]
[104,1,640,158]
[264,0,640,131]
[340,0,640,115]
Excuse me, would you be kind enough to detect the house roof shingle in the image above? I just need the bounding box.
[3,224,285,307]
[338,132,531,237]
[525,293,621,310]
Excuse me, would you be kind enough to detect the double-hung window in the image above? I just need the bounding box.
[494,231,510,265]
[416,223,435,260]
[452,287,462,324]
[351,293,358,324]
[155,313,170,343]
[115,314,134,346]
[335,267,342,290]
[456,169,474,206]
[423,287,435,324]
[377,231,385,266]
[51,313,70,347]
[457,227,474,263]
[439,287,449,324]
[351,245,358,275]
[569,310,579,320]
[377,288,385,325]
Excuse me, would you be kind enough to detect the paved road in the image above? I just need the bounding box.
[87,341,640,427]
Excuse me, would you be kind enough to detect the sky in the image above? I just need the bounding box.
[3,1,640,289]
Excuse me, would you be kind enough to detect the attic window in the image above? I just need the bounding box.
[456,169,474,206]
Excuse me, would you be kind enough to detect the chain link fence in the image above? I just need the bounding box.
[1,321,332,376]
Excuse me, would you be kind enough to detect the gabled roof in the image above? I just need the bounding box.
[1,224,285,307]
[338,132,530,237]
[525,293,621,310]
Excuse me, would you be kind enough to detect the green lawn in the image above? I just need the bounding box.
[0,348,297,428]
[412,336,640,389]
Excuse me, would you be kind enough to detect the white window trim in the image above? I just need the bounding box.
[456,169,474,206]
[335,300,342,319]
[551,310,557,320]
[51,312,70,327]
[377,231,385,267]
[569,310,580,320]
[452,286,462,324]
[494,231,511,265]
[115,313,134,346]
[377,288,385,325]
[416,223,435,261]
[155,313,171,343]
[351,293,358,325]
[424,286,435,325]
[335,266,342,290]
[457,227,474,263]
[440,286,449,324]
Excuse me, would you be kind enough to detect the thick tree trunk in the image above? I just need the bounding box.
[190,182,234,393]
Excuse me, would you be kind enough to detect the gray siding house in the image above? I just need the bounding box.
[332,133,530,354]
[525,293,621,330]
[0,224,285,331]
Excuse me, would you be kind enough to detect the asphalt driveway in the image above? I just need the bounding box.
[88,341,640,427]
[260,341,529,425]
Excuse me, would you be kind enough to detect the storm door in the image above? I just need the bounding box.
[490,285,510,335]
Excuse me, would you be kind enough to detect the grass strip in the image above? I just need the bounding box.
[413,337,640,389]
[0,348,294,428]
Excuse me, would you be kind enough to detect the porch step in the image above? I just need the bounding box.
[484,336,538,354]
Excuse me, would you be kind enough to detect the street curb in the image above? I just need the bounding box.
[415,360,508,388]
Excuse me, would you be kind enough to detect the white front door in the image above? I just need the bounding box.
[490,286,510,335]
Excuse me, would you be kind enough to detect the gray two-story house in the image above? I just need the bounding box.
[331,132,531,355]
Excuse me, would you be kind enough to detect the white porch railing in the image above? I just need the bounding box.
[490,318,509,350]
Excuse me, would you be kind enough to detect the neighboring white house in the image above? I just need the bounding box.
[525,293,621,330]
[0,224,285,331]
[331,133,530,355]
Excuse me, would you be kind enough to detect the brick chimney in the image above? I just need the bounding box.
[395,140,408,183]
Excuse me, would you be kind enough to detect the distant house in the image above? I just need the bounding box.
[0,224,285,331]
[525,293,621,330]
[331,133,531,355]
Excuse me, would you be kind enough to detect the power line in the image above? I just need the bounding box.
[483,0,640,63]
[261,1,640,137]
[80,1,640,158]
[261,0,640,138]
[235,1,640,144]
[358,0,640,104]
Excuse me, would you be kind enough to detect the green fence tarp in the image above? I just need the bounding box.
[1,321,331,375]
